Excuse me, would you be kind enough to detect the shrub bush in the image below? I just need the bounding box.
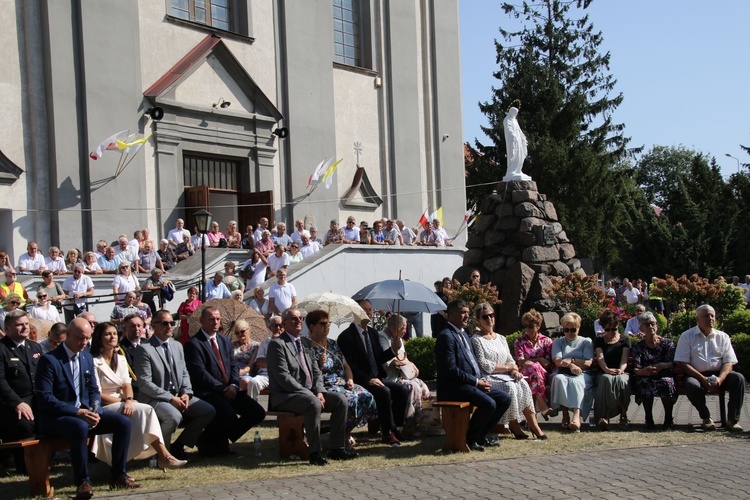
[655,313,668,333]
[651,274,745,319]
[505,331,523,354]
[730,333,750,380]
[722,309,750,336]
[405,336,437,381]
[664,310,696,339]
[577,304,601,339]
[547,273,605,311]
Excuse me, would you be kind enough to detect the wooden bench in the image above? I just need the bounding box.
[258,389,310,459]
[265,411,309,459]
[434,401,471,452]
[0,436,76,498]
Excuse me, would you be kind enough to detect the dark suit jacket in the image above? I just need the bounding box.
[337,323,396,385]
[134,337,193,406]
[0,336,43,411]
[435,323,480,401]
[184,329,239,397]
[118,338,139,370]
[35,345,101,430]
[266,332,325,409]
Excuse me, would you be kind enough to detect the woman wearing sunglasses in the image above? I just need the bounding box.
[550,312,594,431]
[29,289,62,322]
[471,303,546,440]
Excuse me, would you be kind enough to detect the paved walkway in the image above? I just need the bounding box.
[107,393,750,500]
[110,439,750,500]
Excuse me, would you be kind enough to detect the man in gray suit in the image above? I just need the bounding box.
[133,309,216,460]
[267,307,356,465]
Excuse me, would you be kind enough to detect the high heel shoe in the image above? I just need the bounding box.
[158,455,188,472]
[540,408,557,421]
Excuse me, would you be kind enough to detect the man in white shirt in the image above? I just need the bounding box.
[93,240,109,259]
[623,304,646,337]
[342,216,360,244]
[396,219,417,246]
[432,219,452,247]
[268,270,297,316]
[253,217,269,243]
[17,242,46,274]
[290,219,306,245]
[167,219,191,247]
[674,304,745,431]
[267,244,291,273]
[299,231,320,259]
[382,219,403,246]
[114,236,139,268]
[622,281,641,304]
[62,264,95,323]
[45,247,67,275]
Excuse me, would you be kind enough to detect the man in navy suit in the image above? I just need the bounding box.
[184,306,265,456]
[435,299,510,451]
[0,310,43,474]
[338,299,411,446]
[35,317,139,499]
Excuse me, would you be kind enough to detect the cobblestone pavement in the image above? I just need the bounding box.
[110,440,749,500]
[108,393,750,500]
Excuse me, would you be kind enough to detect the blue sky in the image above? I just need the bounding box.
[460,0,750,176]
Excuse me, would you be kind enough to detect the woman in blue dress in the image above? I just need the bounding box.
[550,312,594,432]
[303,310,377,447]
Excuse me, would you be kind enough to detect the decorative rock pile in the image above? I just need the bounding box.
[461,180,584,335]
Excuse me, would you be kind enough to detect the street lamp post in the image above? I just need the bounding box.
[725,153,741,175]
[194,208,213,301]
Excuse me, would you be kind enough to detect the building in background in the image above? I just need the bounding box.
[0,0,464,259]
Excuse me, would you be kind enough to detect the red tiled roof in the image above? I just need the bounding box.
[143,34,223,97]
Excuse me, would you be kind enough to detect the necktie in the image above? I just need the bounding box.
[162,342,177,394]
[363,330,379,378]
[210,336,229,384]
[295,339,313,389]
[459,330,481,377]
[71,353,81,407]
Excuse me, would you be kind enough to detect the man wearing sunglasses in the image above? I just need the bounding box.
[133,310,216,460]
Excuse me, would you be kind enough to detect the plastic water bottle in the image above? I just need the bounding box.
[253,430,262,457]
[708,375,717,386]
[149,457,158,468]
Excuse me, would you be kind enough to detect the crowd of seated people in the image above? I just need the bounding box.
[0,272,746,497]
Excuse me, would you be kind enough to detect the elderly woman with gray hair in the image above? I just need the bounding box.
[378,314,431,437]
[631,311,677,430]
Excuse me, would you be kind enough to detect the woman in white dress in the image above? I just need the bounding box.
[111,261,140,304]
[247,286,270,319]
[28,290,62,322]
[470,303,547,440]
[90,322,187,471]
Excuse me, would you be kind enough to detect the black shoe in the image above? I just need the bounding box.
[327,448,358,460]
[170,443,186,460]
[468,442,485,452]
[393,429,409,442]
[309,452,328,466]
[645,416,655,430]
[483,437,500,447]
[662,416,674,431]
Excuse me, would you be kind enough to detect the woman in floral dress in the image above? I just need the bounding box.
[631,311,677,430]
[303,310,377,447]
[514,309,555,418]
